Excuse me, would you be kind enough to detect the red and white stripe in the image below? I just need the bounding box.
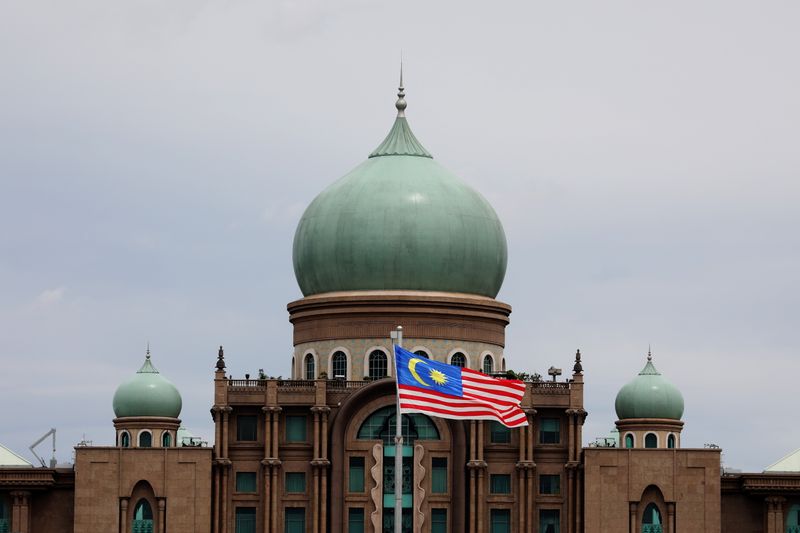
[398,368,529,428]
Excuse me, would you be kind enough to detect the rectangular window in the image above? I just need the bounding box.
[490,474,512,494]
[235,507,256,533]
[539,509,560,533]
[431,508,447,533]
[286,415,307,442]
[348,508,365,533]
[539,418,560,444]
[349,456,365,492]
[431,458,447,494]
[284,508,305,533]
[539,474,560,495]
[490,421,511,444]
[285,472,306,493]
[490,508,511,533]
[237,415,258,441]
[236,472,257,493]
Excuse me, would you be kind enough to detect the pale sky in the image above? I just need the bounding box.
[1,0,798,471]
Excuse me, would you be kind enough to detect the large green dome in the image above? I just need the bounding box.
[292,84,507,298]
[112,352,182,418]
[615,355,684,420]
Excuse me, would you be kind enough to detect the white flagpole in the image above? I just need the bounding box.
[391,325,404,533]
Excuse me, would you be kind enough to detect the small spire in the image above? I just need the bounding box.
[216,345,226,371]
[146,341,151,359]
[573,349,583,374]
[395,58,407,117]
[647,345,652,362]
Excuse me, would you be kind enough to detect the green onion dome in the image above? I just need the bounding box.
[292,81,508,298]
[112,351,182,418]
[614,353,684,420]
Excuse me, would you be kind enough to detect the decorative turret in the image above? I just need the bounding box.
[112,348,182,448]
[614,350,684,449]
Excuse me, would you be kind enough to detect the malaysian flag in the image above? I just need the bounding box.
[394,345,529,428]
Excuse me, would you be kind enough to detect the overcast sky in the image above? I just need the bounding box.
[1,0,798,472]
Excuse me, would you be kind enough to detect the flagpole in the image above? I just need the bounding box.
[392,325,403,533]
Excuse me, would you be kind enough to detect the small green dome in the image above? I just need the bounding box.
[292,86,507,298]
[615,355,684,420]
[113,352,182,418]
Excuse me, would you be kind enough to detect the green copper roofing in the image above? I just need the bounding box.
[112,351,182,418]
[293,81,507,298]
[615,353,684,420]
[369,117,432,158]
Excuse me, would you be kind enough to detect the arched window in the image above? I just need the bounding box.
[162,432,172,448]
[414,350,429,359]
[331,351,347,379]
[304,353,315,380]
[139,431,152,448]
[357,406,440,445]
[625,433,634,449]
[132,499,154,533]
[483,355,494,374]
[368,351,388,379]
[642,502,662,532]
[645,433,657,449]
[502,358,506,371]
[292,356,295,378]
[120,431,130,448]
[451,352,466,368]
[667,434,675,449]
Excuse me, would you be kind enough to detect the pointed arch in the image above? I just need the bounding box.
[638,484,668,533]
[304,352,316,380]
[128,480,159,533]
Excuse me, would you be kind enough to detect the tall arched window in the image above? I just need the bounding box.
[369,351,388,379]
[667,434,675,449]
[331,351,347,379]
[483,355,494,374]
[645,433,657,449]
[132,499,154,533]
[162,432,172,448]
[414,350,429,359]
[642,502,662,532]
[304,353,315,380]
[292,356,296,379]
[120,431,130,448]
[451,352,466,368]
[625,434,634,449]
[139,431,152,448]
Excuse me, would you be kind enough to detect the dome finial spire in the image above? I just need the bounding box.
[146,341,151,359]
[395,55,407,117]
[647,345,652,362]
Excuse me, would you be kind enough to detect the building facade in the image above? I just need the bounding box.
[2,81,800,533]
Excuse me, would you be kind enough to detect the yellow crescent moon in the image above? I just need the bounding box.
[408,358,431,387]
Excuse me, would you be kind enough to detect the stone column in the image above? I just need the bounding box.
[120,498,129,533]
[629,502,638,533]
[10,491,31,533]
[469,421,477,533]
[158,499,166,533]
[667,502,676,533]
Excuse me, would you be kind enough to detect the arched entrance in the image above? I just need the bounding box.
[357,405,440,533]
